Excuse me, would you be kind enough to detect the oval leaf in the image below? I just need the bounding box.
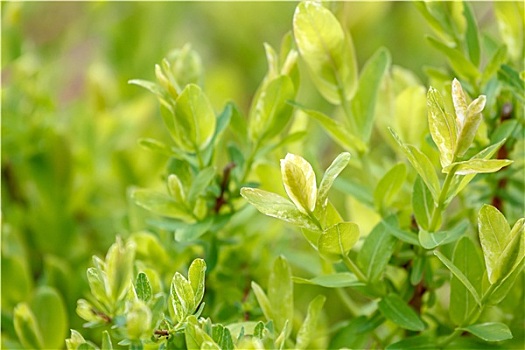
[378,294,425,331]
[460,322,513,342]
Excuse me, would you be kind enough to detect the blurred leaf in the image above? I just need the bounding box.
[106,238,135,303]
[412,176,434,231]
[293,272,363,288]
[455,94,486,158]
[293,1,357,104]
[450,237,484,325]
[481,46,507,86]
[101,330,113,350]
[269,256,293,336]
[318,222,360,259]
[351,47,391,141]
[374,163,407,213]
[382,217,420,246]
[378,294,425,331]
[281,153,317,214]
[460,323,513,342]
[251,282,273,324]
[295,295,326,349]
[498,65,525,103]
[434,250,482,306]
[390,128,440,201]
[14,303,43,350]
[173,272,195,316]
[463,2,480,67]
[174,84,217,152]
[358,219,397,282]
[426,86,457,168]
[444,158,512,175]
[187,166,216,207]
[240,188,319,231]
[31,286,68,350]
[129,79,163,97]
[138,138,173,156]
[132,189,194,222]
[135,272,152,302]
[386,335,435,349]
[427,36,480,82]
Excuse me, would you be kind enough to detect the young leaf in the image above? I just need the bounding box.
[450,237,484,325]
[187,166,216,207]
[317,152,351,211]
[378,293,425,331]
[412,176,434,231]
[418,220,468,249]
[174,84,216,152]
[251,282,273,323]
[433,250,482,306]
[357,220,397,282]
[172,272,196,316]
[188,258,207,306]
[293,273,363,288]
[132,189,194,222]
[443,159,512,175]
[101,330,113,350]
[389,128,440,200]
[240,188,319,231]
[135,272,152,302]
[490,218,525,285]
[296,295,326,349]
[427,86,457,168]
[280,153,317,214]
[455,94,486,157]
[293,1,358,104]
[318,222,360,259]
[373,163,407,213]
[14,303,43,350]
[460,323,513,342]
[268,256,294,336]
[351,47,391,141]
[478,204,511,284]
[106,238,135,303]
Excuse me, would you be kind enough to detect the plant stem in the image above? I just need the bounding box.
[428,165,457,232]
[343,255,367,283]
[335,288,359,316]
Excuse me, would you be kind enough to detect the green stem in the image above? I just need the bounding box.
[343,255,367,283]
[335,288,359,316]
[428,165,458,232]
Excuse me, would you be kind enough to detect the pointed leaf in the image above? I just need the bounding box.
[132,189,194,222]
[456,95,486,157]
[187,166,216,207]
[135,272,152,302]
[358,219,397,282]
[240,188,318,231]
[443,159,512,175]
[296,295,326,349]
[378,294,425,331]
[427,86,457,168]
[434,250,482,306]
[450,237,484,325]
[251,282,273,323]
[463,3,481,66]
[188,258,207,306]
[374,163,407,212]
[101,331,113,350]
[412,176,434,231]
[269,256,294,336]
[418,220,468,249]
[173,272,195,316]
[293,272,363,288]
[317,152,351,211]
[14,303,43,350]
[460,323,513,342]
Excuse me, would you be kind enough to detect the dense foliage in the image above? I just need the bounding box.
[2,1,524,349]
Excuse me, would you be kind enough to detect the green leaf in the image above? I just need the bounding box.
[412,176,434,231]
[426,86,457,168]
[443,159,512,175]
[249,75,295,142]
[478,204,511,284]
[14,303,43,350]
[463,2,480,67]
[318,222,360,259]
[427,36,480,81]
[382,217,420,246]
[101,330,113,350]
[269,256,294,336]
[358,219,397,282]
[106,238,135,303]
[135,272,152,302]
[293,272,363,288]
[433,250,482,306]
[389,128,440,200]
[295,105,367,153]
[251,282,273,323]
[167,174,186,203]
[450,237,484,325]
[351,47,391,141]
[281,153,317,214]
[481,46,507,86]
[455,94,486,157]
[460,322,513,342]
[187,166,216,207]
[138,138,173,156]
[129,79,163,97]
[174,84,216,152]
[132,189,194,222]
[293,1,357,104]
[386,335,435,350]
[491,218,525,285]
[316,152,351,212]
[240,188,319,231]
[175,217,214,242]
[378,294,425,331]
[295,295,326,349]
[188,258,207,306]
[373,163,407,212]
[418,220,468,249]
[172,272,195,316]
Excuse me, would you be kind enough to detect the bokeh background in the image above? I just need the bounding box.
[2,1,504,348]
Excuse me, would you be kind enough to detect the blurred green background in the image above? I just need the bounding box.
[2,1,500,348]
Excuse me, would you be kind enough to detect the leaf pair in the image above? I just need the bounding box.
[169,258,207,323]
